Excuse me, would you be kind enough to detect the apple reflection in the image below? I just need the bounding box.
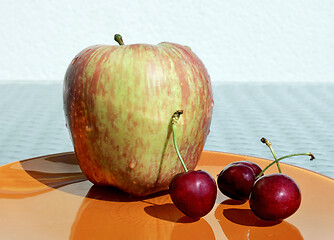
[215,199,304,240]
[70,185,215,240]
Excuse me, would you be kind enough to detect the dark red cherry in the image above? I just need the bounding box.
[249,173,301,221]
[169,170,217,218]
[217,162,257,201]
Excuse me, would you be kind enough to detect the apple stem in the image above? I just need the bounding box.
[261,138,282,173]
[114,34,124,45]
[171,110,188,173]
[256,151,315,179]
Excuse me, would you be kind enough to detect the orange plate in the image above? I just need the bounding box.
[0,151,333,240]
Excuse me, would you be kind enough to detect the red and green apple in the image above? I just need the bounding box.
[63,35,213,196]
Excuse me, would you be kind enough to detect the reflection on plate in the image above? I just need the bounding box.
[0,151,333,239]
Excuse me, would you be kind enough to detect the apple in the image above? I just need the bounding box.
[63,34,213,196]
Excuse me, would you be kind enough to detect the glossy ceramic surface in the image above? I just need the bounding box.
[0,151,333,239]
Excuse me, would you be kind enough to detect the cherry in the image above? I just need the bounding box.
[217,161,262,201]
[169,170,217,218]
[217,163,255,201]
[249,173,301,221]
[217,137,314,220]
[168,110,217,218]
[247,138,314,221]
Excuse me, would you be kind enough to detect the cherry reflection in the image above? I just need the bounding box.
[215,199,304,240]
[144,201,215,239]
[70,185,215,240]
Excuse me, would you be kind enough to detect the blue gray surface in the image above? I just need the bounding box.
[0,81,333,179]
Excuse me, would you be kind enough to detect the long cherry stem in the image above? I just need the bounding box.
[171,110,188,173]
[261,138,282,173]
[256,152,315,179]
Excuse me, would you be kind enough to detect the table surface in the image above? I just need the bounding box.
[0,81,333,179]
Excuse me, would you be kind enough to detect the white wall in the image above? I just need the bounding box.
[0,0,333,83]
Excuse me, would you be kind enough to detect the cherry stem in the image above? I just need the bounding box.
[261,138,282,173]
[256,152,314,178]
[171,110,188,173]
[114,34,124,45]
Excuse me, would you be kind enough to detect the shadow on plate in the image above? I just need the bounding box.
[0,152,87,198]
[215,199,304,240]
